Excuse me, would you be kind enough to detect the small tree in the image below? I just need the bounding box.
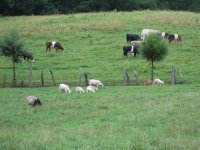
[140,34,168,81]
[0,30,32,86]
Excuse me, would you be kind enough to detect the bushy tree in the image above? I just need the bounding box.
[0,30,32,86]
[140,34,168,81]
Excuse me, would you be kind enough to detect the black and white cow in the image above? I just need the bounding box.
[46,41,64,52]
[168,34,182,43]
[123,46,139,58]
[161,32,169,39]
[126,34,140,43]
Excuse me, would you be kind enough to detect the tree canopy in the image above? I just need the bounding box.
[0,30,33,86]
[140,34,168,81]
[0,0,199,16]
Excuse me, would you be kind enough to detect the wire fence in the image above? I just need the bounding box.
[1,65,184,88]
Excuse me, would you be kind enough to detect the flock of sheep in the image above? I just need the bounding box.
[26,79,104,106]
[59,79,104,94]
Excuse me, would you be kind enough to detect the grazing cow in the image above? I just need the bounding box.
[59,84,72,94]
[141,29,161,40]
[89,79,104,88]
[168,34,182,43]
[153,78,164,85]
[26,96,42,106]
[131,40,143,48]
[126,34,140,43]
[86,86,96,93]
[46,41,64,52]
[76,86,85,93]
[123,46,139,58]
[144,79,153,86]
[161,32,169,39]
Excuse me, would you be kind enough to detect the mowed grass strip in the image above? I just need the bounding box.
[0,85,200,149]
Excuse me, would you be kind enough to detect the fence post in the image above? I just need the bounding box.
[78,68,82,86]
[84,73,89,86]
[2,73,6,88]
[50,68,56,86]
[41,69,44,87]
[172,66,176,85]
[123,69,130,86]
[29,63,32,87]
[178,69,184,84]
[133,69,140,85]
[126,70,130,85]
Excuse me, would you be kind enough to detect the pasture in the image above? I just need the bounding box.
[1,85,200,149]
[0,10,200,85]
[0,10,200,149]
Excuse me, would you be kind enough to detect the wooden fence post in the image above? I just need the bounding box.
[133,69,140,85]
[2,73,6,88]
[78,68,82,86]
[50,68,56,86]
[178,69,184,84]
[41,69,44,87]
[123,69,130,86]
[29,63,32,87]
[84,73,89,86]
[172,66,176,85]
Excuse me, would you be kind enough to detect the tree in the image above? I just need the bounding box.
[140,34,168,81]
[0,30,32,86]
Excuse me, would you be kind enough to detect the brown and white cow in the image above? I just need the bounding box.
[46,41,64,53]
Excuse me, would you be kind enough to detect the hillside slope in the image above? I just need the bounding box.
[0,10,200,86]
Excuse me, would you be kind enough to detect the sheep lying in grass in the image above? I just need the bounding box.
[89,79,104,88]
[153,78,164,85]
[26,96,42,106]
[86,86,97,93]
[76,86,85,93]
[59,84,72,94]
[144,79,153,86]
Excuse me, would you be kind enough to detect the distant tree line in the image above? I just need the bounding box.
[0,0,199,16]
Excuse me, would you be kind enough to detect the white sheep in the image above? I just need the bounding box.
[76,86,85,93]
[86,86,96,93]
[153,78,164,85]
[59,84,72,94]
[141,29,161,40]
[89,79,104,88]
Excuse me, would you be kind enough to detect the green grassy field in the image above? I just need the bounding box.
[0,10,200,149]
[0,85,200,149]
[0,10,200,86]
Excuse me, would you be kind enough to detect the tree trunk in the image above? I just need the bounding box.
[29,63,32,87]
[13,62,16,87]
[151,60,154,82]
